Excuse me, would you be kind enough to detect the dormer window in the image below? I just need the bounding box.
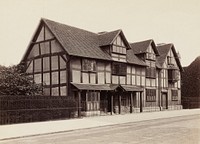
[146,52,156,61]
[111,35,127,62]
[167,56,175,65]
[168,69,179,83]
[146,45,156,61]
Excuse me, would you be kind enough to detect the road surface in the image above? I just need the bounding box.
[1,114,200,144]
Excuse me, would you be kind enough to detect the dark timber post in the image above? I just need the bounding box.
[140,92,143,113]
[119,94,121,114]
[130,92,133,113]
[111,94,113,115]
[78,91,81,118]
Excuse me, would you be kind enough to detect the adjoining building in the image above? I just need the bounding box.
[21,18,183,116]
[182,56,200,108]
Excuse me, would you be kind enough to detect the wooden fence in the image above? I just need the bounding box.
[0,95,79,125]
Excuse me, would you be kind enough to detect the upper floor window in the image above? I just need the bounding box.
[82,59,96,72]
[112,36,127,55]
[112,62,127,76]
[146,61,156,79]
[167,56,175,65]
[146,45,156,61]
[168,69,179,83]
[146,53,156,61]
[112,45,126,54]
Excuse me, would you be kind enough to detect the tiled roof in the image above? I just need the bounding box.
[98,30,121,46]
[130,39,159,55]
[157,44,183,71]
[71,83,144,92]
[71,83,111,91]
[42,18,145,66]
[156,44,171,67]
[130,39,153,54]
[43,19,112,61]
[126,49,147,66]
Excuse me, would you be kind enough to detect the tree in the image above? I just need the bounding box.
[0,64,43,95]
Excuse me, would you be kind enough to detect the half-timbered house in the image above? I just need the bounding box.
[21,18,183,116]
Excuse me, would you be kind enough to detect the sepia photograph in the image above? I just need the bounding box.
[0,0,200,143]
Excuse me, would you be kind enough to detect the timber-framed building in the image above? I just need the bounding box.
[21,18,183,116]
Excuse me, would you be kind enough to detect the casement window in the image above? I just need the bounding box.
[87,92,100,111]
[112,45,126,54]
[112,62,127,76]
[146,53,156,61]
[146,67,156,78]
[167,56,176,66]
[146,89,156,102]
[168,69,179,83]
[82,59,96,72]
[172,90,178,101]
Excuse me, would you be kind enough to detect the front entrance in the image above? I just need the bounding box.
[161,92,168,109]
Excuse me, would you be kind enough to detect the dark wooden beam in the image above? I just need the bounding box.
[130,92,133,113]
[140,92,143,113]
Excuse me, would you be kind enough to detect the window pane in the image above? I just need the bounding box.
[106,72,111,83]
[136,76,140,86]
[127,75,131,85]
[120,76,125,84]
[132,75,135,85]
[112,76,118,84]
[90,73,96,84]
[98,72,105,84]
[82,73,89,83]
[132,67,135,74]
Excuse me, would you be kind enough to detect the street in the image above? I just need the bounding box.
[1,114,200,144]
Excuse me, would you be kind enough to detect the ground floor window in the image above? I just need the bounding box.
[146,89,156,102]
[86,92,100,111]
[171,90,178,101]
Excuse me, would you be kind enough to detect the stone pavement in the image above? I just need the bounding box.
[0,109,200,141]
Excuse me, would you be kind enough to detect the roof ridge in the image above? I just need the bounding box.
[42,18,98,35]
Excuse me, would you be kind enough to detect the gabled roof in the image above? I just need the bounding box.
[98,30,121,46]
[43,19,112,61]
[98,29,132,49]
[157,44,183,71]
[130,39,159,55]
[21,18,147,67]
[126,49,147,66]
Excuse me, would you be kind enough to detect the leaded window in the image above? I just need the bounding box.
[112,62,127,76]
[82,59,96,72]
[146,89,156,102]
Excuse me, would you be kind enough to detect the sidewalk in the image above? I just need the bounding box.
[0,109,200,140]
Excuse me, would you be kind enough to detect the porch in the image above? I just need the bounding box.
[71,83,144,117]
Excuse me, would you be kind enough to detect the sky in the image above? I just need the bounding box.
[0,0,200,67]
